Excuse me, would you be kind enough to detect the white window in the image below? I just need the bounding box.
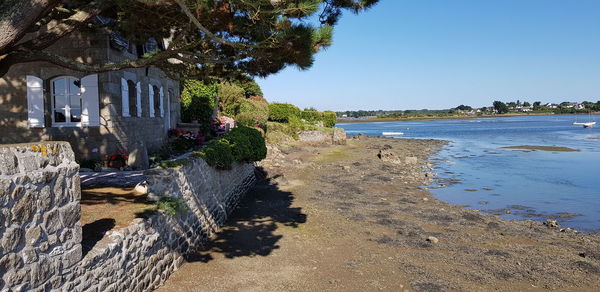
[26,74,99,128]
[51,77,82,126]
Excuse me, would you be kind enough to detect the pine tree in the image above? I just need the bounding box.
[0,0,378,79]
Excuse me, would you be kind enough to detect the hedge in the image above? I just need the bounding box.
[196,126,266,169]
[268,103,302,123]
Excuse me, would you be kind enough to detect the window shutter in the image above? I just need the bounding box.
[26,75,45,128]
[136,82,142,117]
[159,86,164,117]
[148,84,155,117]
[121,78,129,117]
[81,74,100,127]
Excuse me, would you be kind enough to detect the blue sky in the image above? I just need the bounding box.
[256,0,600,111]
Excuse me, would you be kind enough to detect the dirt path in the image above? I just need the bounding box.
[157,137,600,291]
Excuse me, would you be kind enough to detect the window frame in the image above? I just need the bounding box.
[50,76,83,127]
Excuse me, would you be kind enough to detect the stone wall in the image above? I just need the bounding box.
[1,143,256,291]
[0,142,82,290]
[298,128,347,146]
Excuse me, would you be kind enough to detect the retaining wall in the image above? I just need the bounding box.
[298,128,347,146]
[0,142,256,291]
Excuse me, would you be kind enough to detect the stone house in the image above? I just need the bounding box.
[0,22,181,163]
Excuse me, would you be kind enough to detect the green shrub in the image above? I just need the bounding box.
[197,139,235,169]
[322,111,337,127]
[268,103,302,123]
[287,116,306,134]
[225,126,267,162]
[156,197,189,215]
[218,82,246,116]
[180,80,217,124]
[301,108,322,124]
[235,99,269,128]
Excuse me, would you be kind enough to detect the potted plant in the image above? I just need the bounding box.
[104,150,129,169]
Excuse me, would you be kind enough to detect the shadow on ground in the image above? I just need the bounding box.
[186,167,307,263]
[81,218,116,255]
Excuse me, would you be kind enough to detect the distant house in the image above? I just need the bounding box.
[573,103,585,110]
[544,103,558,109]
[0,18,181,162]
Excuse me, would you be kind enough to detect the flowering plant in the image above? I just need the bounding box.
[168,128,205,144]
[213,115,235,132]
[104,150,129,163]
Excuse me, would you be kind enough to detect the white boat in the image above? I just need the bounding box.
[573,121,596,128]
[573,113,596,128]
[382,132,404,136]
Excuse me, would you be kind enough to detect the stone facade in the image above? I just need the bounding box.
[0,142,82,291]
[298,128,347,146]
[0,30,181,162]
[1,143,256,291]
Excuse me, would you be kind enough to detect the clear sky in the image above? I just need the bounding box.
[256,0,600,111]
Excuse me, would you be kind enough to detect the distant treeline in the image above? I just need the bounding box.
[337,100,600,118]
[337,109,454,118]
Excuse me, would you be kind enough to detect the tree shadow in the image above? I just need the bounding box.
[185,167,307,263]
[81,218,116,256]
[81,187,148,206]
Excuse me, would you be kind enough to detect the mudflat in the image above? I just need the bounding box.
[157,136,600,291]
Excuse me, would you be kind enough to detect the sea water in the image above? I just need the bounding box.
[339,115,600,232]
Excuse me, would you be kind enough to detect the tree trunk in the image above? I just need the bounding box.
[0,0,59,55]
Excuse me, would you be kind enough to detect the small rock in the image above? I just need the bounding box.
[342,165,350,171]
[134,181,148,195]
[405,157,418,164]
[560,228,576,233]
[423,198,429,201]
[544,219,560,228]
[426,236,439,244]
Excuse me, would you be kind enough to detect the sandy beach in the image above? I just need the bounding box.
[158,136,600,291]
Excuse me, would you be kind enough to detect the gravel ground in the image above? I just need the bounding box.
[157,136,600,292]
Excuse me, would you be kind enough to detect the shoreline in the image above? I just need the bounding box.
[336,112,600,124]
[159,136,600,291]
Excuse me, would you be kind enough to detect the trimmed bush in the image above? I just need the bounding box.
[180,80,217,124]
[301,108,321,124]
[197,139,234,169]
[268,103,302,123]
[322,111,337,127]
[196,126,266,169]
[225,126,267,162]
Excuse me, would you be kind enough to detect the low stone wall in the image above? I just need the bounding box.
[298,128,347,146]
[1,143,256,291]
[0,142,82,290]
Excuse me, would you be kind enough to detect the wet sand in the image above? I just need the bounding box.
[157,136,600,291]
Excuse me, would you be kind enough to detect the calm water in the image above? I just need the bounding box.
[339,115,600,232]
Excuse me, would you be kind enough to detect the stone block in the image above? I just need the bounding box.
[332,128,347,145]
[43,209,62,234]
[0,148,18,176]
[30,256,52,287]
[21,247,38,264]
[1,226,23,251]
[37,186,53,212]
[0,253,23,275]
[62,245,82,269]
[59,203,80,228]
[25,226,43,246]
